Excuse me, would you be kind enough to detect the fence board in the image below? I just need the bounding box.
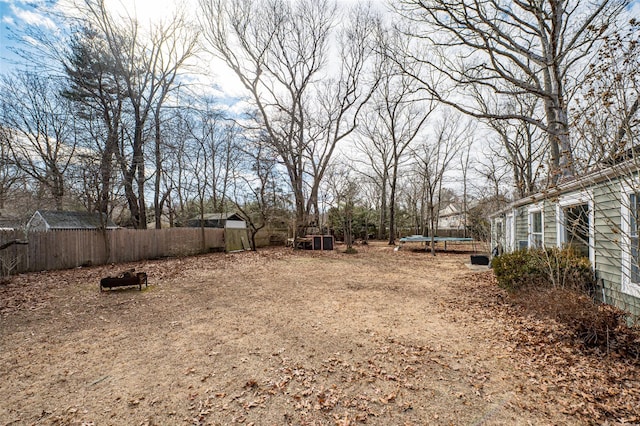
[0,228,225,275]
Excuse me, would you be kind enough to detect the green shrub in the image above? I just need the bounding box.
[544,247,596,294]
[492,247,596,293]
[491,249,547,291]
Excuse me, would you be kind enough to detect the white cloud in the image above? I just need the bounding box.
[10,4,57,30]
[2,15,15,25]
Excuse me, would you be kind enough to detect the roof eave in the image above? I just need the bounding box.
[491,161,640,218]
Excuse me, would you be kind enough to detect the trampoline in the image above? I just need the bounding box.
[398,235,474,251]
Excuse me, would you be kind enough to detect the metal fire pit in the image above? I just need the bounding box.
[100,270,148,291]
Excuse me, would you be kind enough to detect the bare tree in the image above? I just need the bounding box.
[412,112,468,255]
[149,21,199,228]
[561,22,640,291]
[211,121,242,213]
[158,107,191,224]
[163,108,201,226]
[0,126,23,210]
[475,153,511,201]
[63,25,125,217]
[356,177,380,243]
[459,137,474,238]
[353,130,392,240]
[232,133,282,251]
[573,20,640,168]
[400,172,427,235]
[324,163,361,250]
[182,102,240,215]
[470,87,547,197]
[199,0,377,237]
[187,132,211,250]
[0,72,76,210]
[355,34,434,244]
[78,0,197,228]
[395,0,627,183]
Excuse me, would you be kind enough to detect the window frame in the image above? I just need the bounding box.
[505,210,515,252]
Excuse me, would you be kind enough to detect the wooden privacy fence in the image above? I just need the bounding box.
[0,228,225,274]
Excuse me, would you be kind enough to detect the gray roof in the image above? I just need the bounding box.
[0,216,22,230]
[35,210,117,229]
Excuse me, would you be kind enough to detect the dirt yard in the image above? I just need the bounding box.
[1,242,639,425]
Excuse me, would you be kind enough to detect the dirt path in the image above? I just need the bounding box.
[0,243,625,425]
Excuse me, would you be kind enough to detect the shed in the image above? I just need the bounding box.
[187,212,249,252]
[26,210,118,232]
[186,212,245,229]
[490,161,640,319]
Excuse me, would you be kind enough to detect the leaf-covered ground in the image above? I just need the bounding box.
[1,242,638,425]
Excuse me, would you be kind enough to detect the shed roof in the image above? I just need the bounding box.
[33,210,117,229]
[189,212,244,222]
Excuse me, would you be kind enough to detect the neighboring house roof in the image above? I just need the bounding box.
[439,201,479,218]
[28,210,118,230]
[0,216,22,230]
[439,204,461,217]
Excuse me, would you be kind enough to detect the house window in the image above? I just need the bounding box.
[621,189,640,298]
[529,210,543,248]
[496,220,504,242]
[556,191,594,264]
[564,204,590,258]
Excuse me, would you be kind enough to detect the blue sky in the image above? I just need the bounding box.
[1,0,58,71]
[1,0,639,75]
[0,1,18,70]
[0,0,202,73]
